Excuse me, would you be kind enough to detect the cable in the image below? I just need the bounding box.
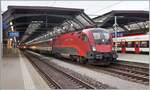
[92,1,123,14]
[50,1,56,7]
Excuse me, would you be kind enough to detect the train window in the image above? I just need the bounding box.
[117,42,121,47]
[140,41,148,48]
[127,42,134,47]
[126,42,130,47]
[82,34,88,42]
[135,41,139,48]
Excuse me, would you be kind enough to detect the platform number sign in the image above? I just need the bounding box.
[8,32,19,37]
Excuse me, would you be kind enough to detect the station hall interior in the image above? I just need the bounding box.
[0,1,149,90]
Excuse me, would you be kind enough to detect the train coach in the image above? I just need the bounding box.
[27,28,118,65]
[113,34,149,54]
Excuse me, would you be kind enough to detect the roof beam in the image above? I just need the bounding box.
[4,14,72,24]
[135,22,145,31]
[120,25,130,32]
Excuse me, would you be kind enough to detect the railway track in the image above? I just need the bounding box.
[25,50,149,87]
[86,63,149,85]
[47,54,149,85]
[106,61,149,85]
[24,52,62,89]
[24,51,96,89]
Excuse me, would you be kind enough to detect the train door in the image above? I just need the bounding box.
[134,41,140,54]
[121,40,126,53]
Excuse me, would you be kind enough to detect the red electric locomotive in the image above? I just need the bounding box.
[52,28,118,65]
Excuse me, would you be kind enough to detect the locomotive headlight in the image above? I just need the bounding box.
[92,46,96,51]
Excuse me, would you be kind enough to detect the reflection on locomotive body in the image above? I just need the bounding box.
[113,34,149,54]
[27,28,118,65]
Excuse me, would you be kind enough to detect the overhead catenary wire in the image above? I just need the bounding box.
[50,0,56,7]
[91,1,123,14]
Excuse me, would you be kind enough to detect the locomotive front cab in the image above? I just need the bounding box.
[92,30,112,52]
[86,28,118,65]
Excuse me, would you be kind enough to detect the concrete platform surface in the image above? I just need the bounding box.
[1,48,50,90]
[118,53,149,64]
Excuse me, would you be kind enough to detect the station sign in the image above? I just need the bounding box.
[8,32,19,37]
[111,32,123,37]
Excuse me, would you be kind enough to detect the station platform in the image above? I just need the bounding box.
[1,48,50,90]
[117,53,149,64]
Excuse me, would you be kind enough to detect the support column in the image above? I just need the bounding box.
[113,16,118,53]
[0,1,3,58]
[0,1,3,88]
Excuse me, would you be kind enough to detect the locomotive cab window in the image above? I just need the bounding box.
[93,32,109,40]
[92,30,110,44]
[82,34,88,42]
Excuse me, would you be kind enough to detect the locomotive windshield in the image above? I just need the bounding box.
[92,30,111,44]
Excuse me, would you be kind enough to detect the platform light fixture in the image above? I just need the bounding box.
[44,34,47,38]
[10,22,13,26]
[62,26,66,30]
[70,23,74,27]
[128,28,131,31]
[10,38,13,41]
[145,22,149,28]
[127,25,131,31]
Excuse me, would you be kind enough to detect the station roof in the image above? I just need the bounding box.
[93,10,149,34]
[3,6,96,44]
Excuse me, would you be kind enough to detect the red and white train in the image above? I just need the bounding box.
[27,28,118,65]
[113,34,149,54]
